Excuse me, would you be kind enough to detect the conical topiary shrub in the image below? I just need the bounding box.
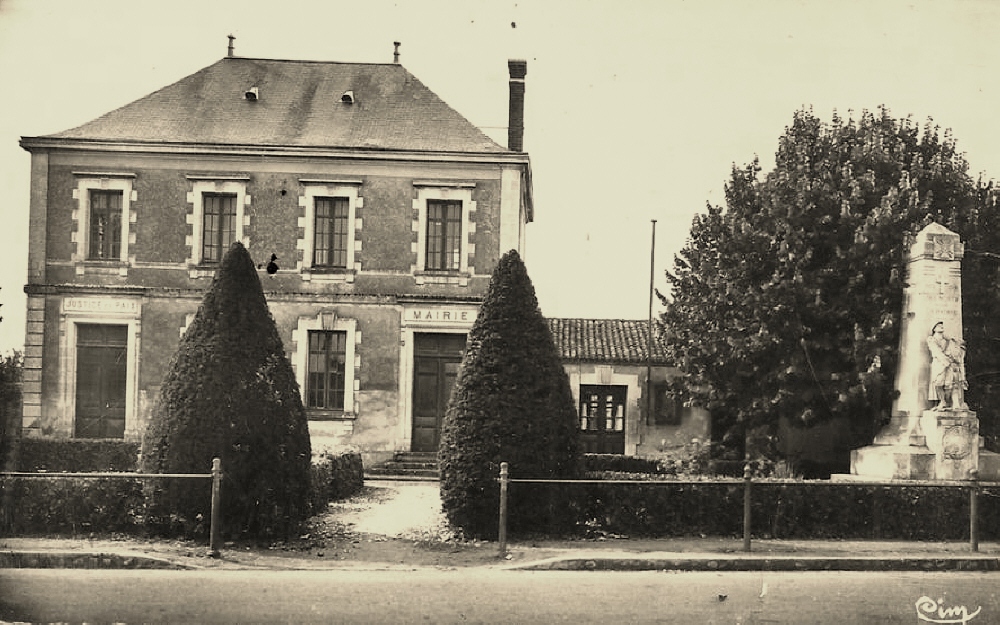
[439,250,580,539]
[140,242,311,539]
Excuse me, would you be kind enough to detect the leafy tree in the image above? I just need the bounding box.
[0,350,23,471]
[663,107,1000,458]
[140,242,311,539]
[439,250,580,539]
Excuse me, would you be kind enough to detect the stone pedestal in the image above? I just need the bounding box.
[920,410,979,480]
[844,409,1000,481]
[849,441,937,480]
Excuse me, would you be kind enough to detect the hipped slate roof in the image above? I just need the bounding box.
[39,57,507,153]
[546,318,671,366]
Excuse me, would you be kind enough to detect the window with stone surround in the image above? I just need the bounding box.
[293,312,358,417]
[297,180,362,282]
[88,190,123,261]
[307,330,347,410]
[425,200,463,271]
[201,193,237,263]
[72,173,135,275]
[313,197,350,268]
[185,176,249,273]
[412,182,475,285]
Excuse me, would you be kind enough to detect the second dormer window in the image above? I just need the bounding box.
[425,200,462,271]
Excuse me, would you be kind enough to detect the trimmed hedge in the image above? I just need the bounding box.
[1,477,144,536]
[17,438,139,472]
[308,451,364,512]
[2,450,363,538]
[507,479,1000,540]
[583,454,661,474]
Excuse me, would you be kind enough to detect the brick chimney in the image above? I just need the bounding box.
[507,59,527,152]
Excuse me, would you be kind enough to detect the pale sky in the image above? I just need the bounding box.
[2,0,1000,354]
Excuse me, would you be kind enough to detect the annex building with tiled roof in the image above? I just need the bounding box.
[546,318,709,456]
[17,43,533,464]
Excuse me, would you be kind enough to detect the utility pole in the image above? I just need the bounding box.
[646,219,657,425]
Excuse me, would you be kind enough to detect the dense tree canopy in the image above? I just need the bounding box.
[140,242,311,538]
[662,107,1000,455]
[439,250,580,539]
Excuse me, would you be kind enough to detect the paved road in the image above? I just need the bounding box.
[2,568,997,624]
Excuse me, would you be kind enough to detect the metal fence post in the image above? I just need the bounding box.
[743,461,752,553]
[209,457,222,558]
[969,469,980,553]
[498,462,509,557]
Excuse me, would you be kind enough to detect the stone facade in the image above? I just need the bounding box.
[18,54,532,465]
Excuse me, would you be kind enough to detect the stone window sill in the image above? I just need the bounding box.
[307,410,355,421]
[414,270,470,286]
[301,267,357,283]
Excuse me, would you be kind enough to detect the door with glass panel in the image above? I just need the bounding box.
[578,385,627,454]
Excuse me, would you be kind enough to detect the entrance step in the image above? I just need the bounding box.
[366,452,439,481]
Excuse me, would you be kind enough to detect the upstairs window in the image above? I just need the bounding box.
[297,180,362,281]
[425,200,463,271]
[313,197,350,268]
[72,173,134,274]
[201,193,237,263]
[185,177,248,272]
[307,330,347,411]
[88,190,123,261]
[412,182,475,285]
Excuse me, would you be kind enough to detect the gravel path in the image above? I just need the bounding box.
[328,480,449,539]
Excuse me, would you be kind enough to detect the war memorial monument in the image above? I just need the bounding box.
[847,223,1000,481]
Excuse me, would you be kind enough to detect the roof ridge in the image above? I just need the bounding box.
[224,56,400,67]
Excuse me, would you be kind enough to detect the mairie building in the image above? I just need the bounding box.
[17,45,707,465]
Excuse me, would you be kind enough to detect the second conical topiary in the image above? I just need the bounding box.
[439,250,580,539]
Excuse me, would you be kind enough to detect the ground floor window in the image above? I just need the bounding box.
[579,384,626,454]
[307,330,347,410]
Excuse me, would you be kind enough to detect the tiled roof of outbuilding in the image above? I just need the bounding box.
[40,57,507,153]
[546,318,671,365]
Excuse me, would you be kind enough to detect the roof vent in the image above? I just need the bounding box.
[245,86,259,101]
[341,90,354,104]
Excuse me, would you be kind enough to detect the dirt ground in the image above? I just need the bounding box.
[261,481,509,568]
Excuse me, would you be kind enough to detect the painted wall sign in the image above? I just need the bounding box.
[403,305,478,327]
[62,297,140,315]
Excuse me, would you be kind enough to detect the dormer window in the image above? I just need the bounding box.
[245,86,259,101]
[341,90,354,104]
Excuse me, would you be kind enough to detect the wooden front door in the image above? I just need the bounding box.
[579,385,627,454]
[75,324,127,439]
[412,333,466,452]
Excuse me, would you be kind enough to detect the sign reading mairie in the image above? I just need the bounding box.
[403,304,478,327]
